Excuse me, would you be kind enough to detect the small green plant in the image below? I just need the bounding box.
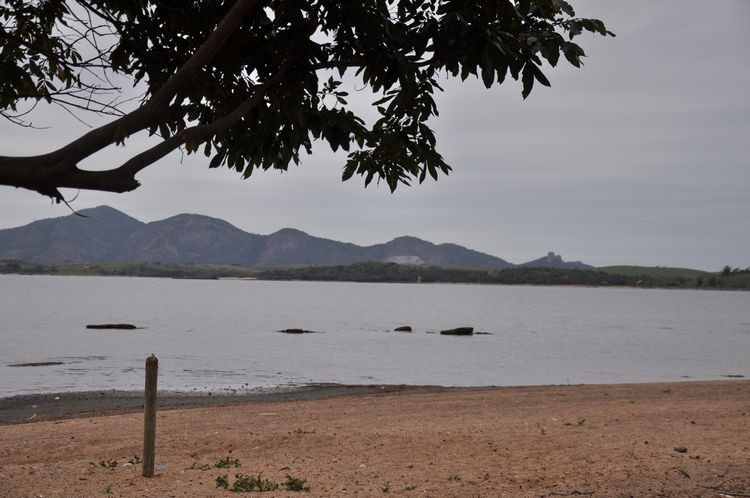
[577,418,586,426]
[292,428,316,435]
[104,484,113,494]
[381,481,391,493]
[405,484,417,491]
[197,463,212,471]
[447,474,461,482]
[215,456,241,468]
[216,474,229,489]
[128,455,142,465]
[284,475,311,492]
[232,473,279,492]
[99,459,117,469]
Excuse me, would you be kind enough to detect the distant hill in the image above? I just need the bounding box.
[0,206,143,262]
[520,251,592,270]
[0,206,520,269]
[117,213,264,265]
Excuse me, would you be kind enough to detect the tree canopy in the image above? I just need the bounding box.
[0,0,612,202]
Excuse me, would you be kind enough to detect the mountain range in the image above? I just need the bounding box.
[0,206,590,269]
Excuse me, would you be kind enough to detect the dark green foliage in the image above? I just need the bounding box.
[284,475,311,492]
[5,258,749,289]
[255,261,750,289]
[1,0,612,198]
[699,267,750,289]
[0,259,258,279]
[216,474,230,489]
[231,473,279,492]
[0,0,80,116]
[215,456,241,468]
[216,474,229,489]
[98,459,118,469]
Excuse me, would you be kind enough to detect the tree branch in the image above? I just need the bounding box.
[118,68,288,179]
[0,0,260,169]
[0,64,289,201]
[0,0,265,201]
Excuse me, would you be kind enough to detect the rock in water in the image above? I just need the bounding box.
[440,327,474,336]
[278,328,316,334]
[9,361,65,367]
[86,323,137,330]
[394,326,412,332]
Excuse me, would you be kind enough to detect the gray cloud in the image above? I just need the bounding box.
[1,0,748,270]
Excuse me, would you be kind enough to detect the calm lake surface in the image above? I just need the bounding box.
[1,274,748,397]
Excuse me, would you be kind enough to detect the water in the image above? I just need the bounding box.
[1,274,748,397]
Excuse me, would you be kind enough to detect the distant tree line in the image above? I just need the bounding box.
[0,260,257,279]
[696,266,750,290]
[256,262,699,288]
[2,259,748,290]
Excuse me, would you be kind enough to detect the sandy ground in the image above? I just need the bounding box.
[0,381,749,497]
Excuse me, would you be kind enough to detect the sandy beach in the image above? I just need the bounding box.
[0,381,748,497]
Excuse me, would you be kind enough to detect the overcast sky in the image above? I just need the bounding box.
[1,1,748,270]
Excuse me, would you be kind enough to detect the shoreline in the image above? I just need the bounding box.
[0,384,447,424]
[1,378,746,425]
[4,271,746,292]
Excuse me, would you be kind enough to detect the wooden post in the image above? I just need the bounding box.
[142,354,158,477]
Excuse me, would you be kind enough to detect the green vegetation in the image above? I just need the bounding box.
[284,476,311,492]
[216,474,230,489]
[598,265,708,280]
[256,262,722,288]
[3,259,748,290]
[215,456,242,469]
[230,473,279,492]
[599,265,750,290]
[215,471,310,493]
[704,267,750,289]
[0,260,258,280]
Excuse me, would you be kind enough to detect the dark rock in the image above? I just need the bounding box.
[440,327,474,336]
[86,323,137,330]
[674,447,688,453]
[9,361,64,367]
[394,326,412,332]
[278,328,316,334]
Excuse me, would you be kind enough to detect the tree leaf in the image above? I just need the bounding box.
[521,63,534,99]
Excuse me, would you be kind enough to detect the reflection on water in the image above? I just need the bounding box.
[1,275,748,397]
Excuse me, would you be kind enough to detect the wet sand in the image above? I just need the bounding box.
[0,384,428,425]
[0,381,748,497]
